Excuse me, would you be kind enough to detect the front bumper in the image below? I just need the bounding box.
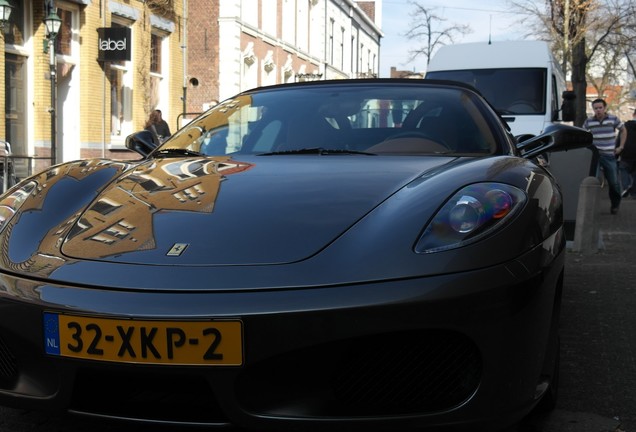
[0,242,563,431]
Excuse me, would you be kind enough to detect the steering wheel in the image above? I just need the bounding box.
[389,131,448,147]
[367,130,451,154]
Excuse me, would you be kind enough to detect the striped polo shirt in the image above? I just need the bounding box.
[583,114,623,155]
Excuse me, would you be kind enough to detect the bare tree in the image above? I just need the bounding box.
[586,16,635,112]
[546,0,595,75]
[613,1,636,97]
[402,1,472,66]
[509,0,634,125]
[559,1,596,125]
[509,0,597,125]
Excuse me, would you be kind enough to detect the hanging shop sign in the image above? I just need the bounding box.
[97,27,131,62]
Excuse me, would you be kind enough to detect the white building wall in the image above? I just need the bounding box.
[241,0,258,27]
[261,2,277,37]
[296,0,309,53]
[322,0,381,79]
[282,0,296,45]
[217,0,382,99]
[308,1,325,61]
[218,1,244,100]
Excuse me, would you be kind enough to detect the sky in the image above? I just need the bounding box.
[379,0,528,77]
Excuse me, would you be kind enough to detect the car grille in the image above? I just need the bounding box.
[0,335,18,388]
[70,369,228,424]
[237,330,482,417]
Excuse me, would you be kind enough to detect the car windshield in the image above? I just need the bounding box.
[161,83,499,156]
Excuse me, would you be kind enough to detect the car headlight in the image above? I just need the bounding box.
[415,183,526,253]
[0,181,38,233]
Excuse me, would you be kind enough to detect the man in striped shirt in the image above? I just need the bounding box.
[583,98,627,214]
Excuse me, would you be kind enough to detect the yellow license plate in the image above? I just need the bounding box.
[43,313,243,366]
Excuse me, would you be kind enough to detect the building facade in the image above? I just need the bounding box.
[0,0,382,185]
[184,0,382,118]
[1,0,186,182]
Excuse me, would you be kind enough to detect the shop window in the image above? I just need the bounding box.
[110,68,126,136]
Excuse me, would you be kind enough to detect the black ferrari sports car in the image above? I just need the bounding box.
[0,79,590,431]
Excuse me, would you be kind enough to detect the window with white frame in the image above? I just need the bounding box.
[373,53,377,76]
[340,27,345,70]
[359,43,364,75]
[351,35,356,74]
[149,30,168,111]
[150,33,162,74]
[329,19,334,65]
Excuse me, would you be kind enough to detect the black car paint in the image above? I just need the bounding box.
[3,155,559,289]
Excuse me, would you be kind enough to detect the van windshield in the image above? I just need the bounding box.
[426,68,546,115]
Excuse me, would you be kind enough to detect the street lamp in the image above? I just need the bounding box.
[44,9,61,38]
[0,0,14,31]
[44,10,61,165]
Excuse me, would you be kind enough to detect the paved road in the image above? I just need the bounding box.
[1,198,634,432]
[518,195,636,432]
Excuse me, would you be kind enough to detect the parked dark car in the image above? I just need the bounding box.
[0,79,591,431]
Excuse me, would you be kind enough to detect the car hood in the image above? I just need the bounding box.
[57,155,455,266]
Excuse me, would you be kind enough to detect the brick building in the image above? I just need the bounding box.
[1,0,186,180]
[184,0,382,116]
[0,0,382,184]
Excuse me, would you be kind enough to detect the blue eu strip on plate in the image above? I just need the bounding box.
[43,312,61,355]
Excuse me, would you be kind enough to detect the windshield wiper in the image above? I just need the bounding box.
[258,147,376,156]
[154,148,205,158]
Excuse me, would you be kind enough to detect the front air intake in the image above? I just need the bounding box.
[238,329,482,417]
[0,335,19,388]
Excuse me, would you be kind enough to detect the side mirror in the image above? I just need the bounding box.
[517,124,592,159]
[125,130,160,158]
[561,90,576,122]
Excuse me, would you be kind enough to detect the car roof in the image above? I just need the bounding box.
[239,78,482,96]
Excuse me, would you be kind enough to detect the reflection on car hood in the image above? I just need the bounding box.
[59,155,452,265]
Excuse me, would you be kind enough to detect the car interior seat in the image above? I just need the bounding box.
[281,114,342,151]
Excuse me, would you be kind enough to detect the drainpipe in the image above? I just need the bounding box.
[181,0,188,124]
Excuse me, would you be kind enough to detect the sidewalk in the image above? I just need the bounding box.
[566,190,636,268]
[557,192,636,431]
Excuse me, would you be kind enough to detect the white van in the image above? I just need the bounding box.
[425,40,576,137]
